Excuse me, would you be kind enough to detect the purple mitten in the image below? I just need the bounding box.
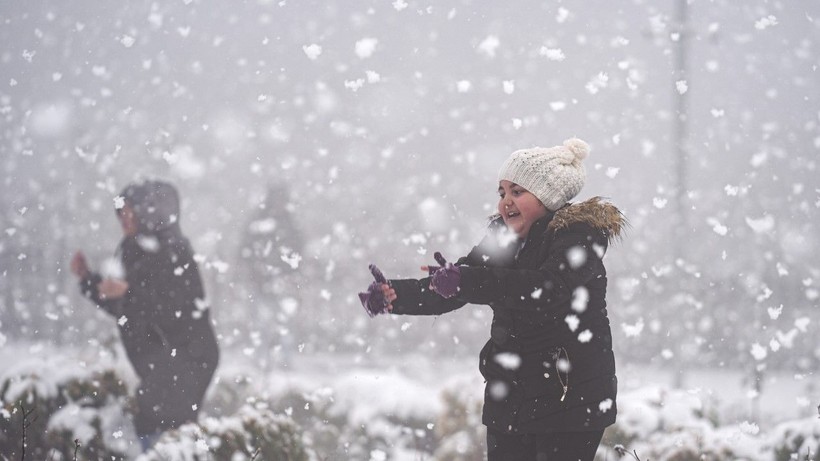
[429,252,461,299]
[358,264,390,318]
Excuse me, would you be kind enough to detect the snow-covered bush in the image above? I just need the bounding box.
[202,366,407,459]
[140,403,308,461]
[433,403,485,460]
[265,375,423,460]
[598,385,767,461]
[0,358,136,460]
[268,388,363,459]
[597,385,820,461]
[624,424,766,461]
[204,370,257,418]
[603,385,720,449]
[433,377,486,461]
[768,417,820,461]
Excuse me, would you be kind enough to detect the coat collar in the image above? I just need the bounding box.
[547,197,626,244]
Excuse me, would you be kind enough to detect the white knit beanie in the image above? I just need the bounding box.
[497,138,590,211]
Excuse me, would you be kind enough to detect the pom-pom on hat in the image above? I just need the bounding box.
[497,138,590,211]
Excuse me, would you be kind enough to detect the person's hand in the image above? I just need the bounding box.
[358,264,396,318]
[426,252,461,299]
[97,278,129,300]
[70,251,90,279]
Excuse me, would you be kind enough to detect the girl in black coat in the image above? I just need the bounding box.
[360,139,625,461]
[71,180,219,451]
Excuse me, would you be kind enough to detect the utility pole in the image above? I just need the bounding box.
[671,0,691,390]
[673,0,690,259]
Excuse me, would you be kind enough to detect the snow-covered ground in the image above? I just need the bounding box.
[2,341,815,427]
[616,361,818,427]
[2,340,817,460]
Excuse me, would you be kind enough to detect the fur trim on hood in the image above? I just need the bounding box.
[548,196,626,244]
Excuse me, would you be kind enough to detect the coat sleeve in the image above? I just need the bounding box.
[389,276,468,316]
[79,272,124,317]
[455,223,606,312]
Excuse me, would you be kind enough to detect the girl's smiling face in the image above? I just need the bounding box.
[497,180,549,238]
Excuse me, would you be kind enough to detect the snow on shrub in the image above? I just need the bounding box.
[140,403,308,461]
[600,385,818,461]
[768,417,820,461]
[326,368,441,426]
[433,375,485,461]
[0,356,136,460]
[603,385,721,448]
[622,423,767,461]
[204,368,257,418]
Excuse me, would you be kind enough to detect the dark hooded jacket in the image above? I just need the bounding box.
[390,197,624,433]
[79,180,219,436]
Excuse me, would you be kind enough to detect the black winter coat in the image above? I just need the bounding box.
[80,232,219,436]
[390,197,624,434]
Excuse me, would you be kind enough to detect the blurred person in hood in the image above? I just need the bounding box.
[71,179,219,452]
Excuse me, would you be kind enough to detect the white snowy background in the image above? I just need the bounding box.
[1,0,819,460]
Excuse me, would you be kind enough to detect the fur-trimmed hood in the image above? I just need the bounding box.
[548,196,626,244]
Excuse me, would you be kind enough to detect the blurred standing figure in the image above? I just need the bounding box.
[71,180,219,451]
[238,182,305,367]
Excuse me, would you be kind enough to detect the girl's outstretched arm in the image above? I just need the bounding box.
[455,223,607,313]
[389,276,466,316]
[359,263,465,317]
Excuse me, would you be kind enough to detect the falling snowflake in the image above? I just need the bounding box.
[653,197,668,209]
[477,35,500,58]
[750,343,767,361]
[571,286,589,313]
[566,246,587,269]
[365,70,381,83]
[303,44,322,60]
[549,101,567,111]
[539,47,565,61]
[621,318,644,337]
[355,38,378,59]
[565,314,580,332]
[494,352,522,370]
[345,79,365,91]
[585,72,609,94]
[745,215,775,233]
[707,218,728,236]
[755,15,778,30]
[605,167,620,178]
